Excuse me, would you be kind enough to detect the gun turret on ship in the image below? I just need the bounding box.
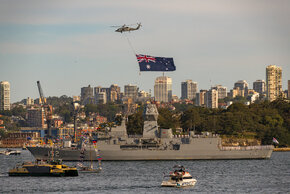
[27,103,273,161]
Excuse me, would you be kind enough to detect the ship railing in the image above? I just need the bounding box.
[220,145,274,151]
[128,135,143,138]
[32,144,63,149]
[173,134,219,138]
[174,135,190,138]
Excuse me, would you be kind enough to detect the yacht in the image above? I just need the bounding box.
[161,165,197,187]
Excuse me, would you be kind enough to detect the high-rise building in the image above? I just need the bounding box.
[24,97,34,106]
[253,80,265,96]
[266,65,282,101]
[94,86,108,104]
[181,80,198,100]
[95,92,107,104]
[81,85,94,105]
[110,84,121,102]
[247,91,260,104]
[124,84,138,101]
[205,89,218,108]
[230,87,244,98]
[211,85,227,99]
[0,81,10,111]
[94,86,102,95]
[196,90,207,106]
[138,90,150,98]
[27,107,45,128]
[101,88,111,103]
[234,80,249,97]
[154,76,172,103]
[287,80,290,98]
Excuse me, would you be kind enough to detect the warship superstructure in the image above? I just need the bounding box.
[27,103,273,161]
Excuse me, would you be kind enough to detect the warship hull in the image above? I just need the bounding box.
[27,138,273,161]
[94,137,273,160]
[27,146,99,161]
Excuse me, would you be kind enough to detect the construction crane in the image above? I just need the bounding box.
[37,81,53,137]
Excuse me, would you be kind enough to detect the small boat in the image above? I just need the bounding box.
[77,162,102,173]
[8,159,78,176]
[0,150,6,155]
[161,165,197,187]
[77,138,102,173]
[0,149,21,155]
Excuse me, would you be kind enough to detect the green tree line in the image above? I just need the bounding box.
[126,99,290,146]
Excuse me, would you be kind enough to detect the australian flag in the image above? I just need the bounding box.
[136,54,176,71]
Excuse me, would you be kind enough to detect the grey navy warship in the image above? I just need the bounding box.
[27,103,273,161]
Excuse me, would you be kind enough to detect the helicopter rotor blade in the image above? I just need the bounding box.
[111,23,141,27]
[125,23,141,26]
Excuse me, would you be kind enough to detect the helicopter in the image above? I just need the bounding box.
[112,23,142,33]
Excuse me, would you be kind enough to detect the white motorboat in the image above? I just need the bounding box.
[0,149,21,155]
[161,165,197,188]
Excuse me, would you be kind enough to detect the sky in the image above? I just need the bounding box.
[0,0,289,103]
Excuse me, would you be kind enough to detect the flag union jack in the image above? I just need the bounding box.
[136,54,156,63]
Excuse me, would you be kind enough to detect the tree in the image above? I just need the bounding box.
[127,111,143,135]
[173,103,195,113]
[227,103,248,112]
[115,114,123,126]
[55,103,73,123]
[46,95,73,107]
[0,128,8,139]
[0,110,12,116]
[11,105,27,118]
[85,104,98,115]
[180,108,201,131]
[158,108,179,129]
[96,103,122,121]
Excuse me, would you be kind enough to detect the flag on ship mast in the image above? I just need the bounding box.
[136,54,176,71]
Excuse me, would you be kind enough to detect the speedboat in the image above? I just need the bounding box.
[0,149,21,155]
[161,165,197,187]
[9,159,78,176]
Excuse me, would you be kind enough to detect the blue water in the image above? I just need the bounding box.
[0,149,289,193]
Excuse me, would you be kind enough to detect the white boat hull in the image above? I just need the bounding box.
[161,179,197,187]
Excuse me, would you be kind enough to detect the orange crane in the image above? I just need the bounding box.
[37,81,53,137]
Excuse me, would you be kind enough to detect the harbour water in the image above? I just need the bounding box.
[0,149,289,193]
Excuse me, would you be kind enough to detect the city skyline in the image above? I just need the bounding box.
[0,0,289,103]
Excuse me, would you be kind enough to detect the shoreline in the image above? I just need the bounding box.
[273,148,290,152]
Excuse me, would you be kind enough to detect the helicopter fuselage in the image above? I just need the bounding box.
[115,24,141,33]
